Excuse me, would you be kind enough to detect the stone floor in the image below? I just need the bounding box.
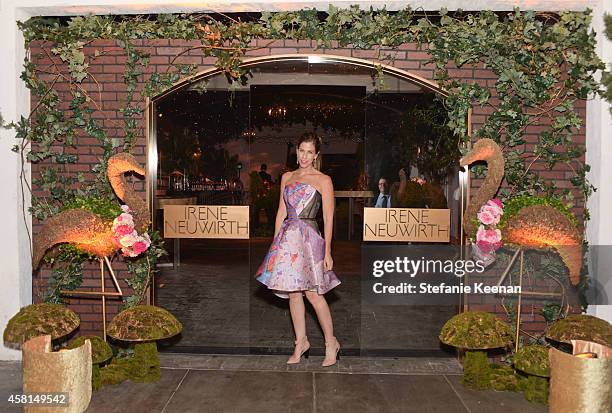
[155,238,458,355]
[0,354,548,413]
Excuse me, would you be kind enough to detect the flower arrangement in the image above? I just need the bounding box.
[472,199,504,263]
[476,199,504,253]
[112,205,151,258]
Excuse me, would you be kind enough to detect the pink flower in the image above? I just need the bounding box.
[132,241,148,255]
[477,204,502,225]
[485,200,504,217]
[115,224,135,236]
[488,198,504,210]
[477,208,497,225]
[119,232,138,248]
[476,225,502,252]
[121,205,131,213]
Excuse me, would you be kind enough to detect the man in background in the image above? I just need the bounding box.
[259,163,273,185]
[374,177,391,208]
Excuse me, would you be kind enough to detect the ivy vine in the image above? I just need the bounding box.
[5,6,607,305]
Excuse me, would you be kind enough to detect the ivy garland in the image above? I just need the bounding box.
[5,6,607,304]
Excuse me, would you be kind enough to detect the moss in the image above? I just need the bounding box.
[462,350,491,390]
[107,305,182,342]
[100,363,128,386]
[499,195,576,229]
[92,364,102,391]
[488,363,524,392]
[3,303,79,346]
[513,345,550,377]
[62,195,122,221]
[522,375,549,404]
[67,335,112,364]
[546,315,612,347]
[100,342,160,386]
[440,311,513,350]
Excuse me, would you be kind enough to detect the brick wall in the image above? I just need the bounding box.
[29,38,585,339]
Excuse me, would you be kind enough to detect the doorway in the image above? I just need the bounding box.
[149,55,463,356]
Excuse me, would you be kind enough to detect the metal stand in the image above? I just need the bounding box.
[494,247,562,352]
[61,256,123,341]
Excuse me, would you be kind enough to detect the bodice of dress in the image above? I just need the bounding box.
[284,182,321,231]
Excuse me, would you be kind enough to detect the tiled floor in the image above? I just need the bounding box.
[0,354,547,413]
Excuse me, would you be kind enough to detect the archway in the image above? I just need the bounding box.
[148,55,466,356]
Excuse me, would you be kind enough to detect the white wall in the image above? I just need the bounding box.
[0,2,31,360]
[0,0,609,360]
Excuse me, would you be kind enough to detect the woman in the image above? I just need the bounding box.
[255,134,341,366]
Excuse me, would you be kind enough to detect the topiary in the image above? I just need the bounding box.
[3,303,79,347]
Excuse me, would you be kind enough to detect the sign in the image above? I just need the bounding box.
[363,208,450,242]
[163,205,249,239]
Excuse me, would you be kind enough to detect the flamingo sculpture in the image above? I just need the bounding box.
[32,153,149,267]
[32,152,149,339]
[460,139,582,285]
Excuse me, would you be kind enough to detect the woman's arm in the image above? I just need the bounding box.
[397,168,407,198]
[320,175,335,271]
[273,172,290,238]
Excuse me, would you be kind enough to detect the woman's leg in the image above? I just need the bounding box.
[304,291,334,341]
[305,291,339,366]
[287,292,309,363]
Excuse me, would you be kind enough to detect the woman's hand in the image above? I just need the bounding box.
[324,253,334,272]
[399,168,407,180]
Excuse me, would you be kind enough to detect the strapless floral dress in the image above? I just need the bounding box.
[255,181,341,298]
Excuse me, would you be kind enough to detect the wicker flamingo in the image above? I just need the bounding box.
[32,153,149,267]
[460,139,582,285]
[31,153,149,339]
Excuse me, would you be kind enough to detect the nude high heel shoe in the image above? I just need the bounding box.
[287,336,310,364]
[322,337,340,367]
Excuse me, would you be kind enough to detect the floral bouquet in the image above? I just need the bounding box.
[112,205,151,257]
[472,199,504,265]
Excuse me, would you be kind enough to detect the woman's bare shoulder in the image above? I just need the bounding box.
[314,173,333,188]
[280,171,294,183]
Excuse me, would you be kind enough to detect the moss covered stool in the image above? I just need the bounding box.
[546,315,612,348]
[3,303,80,347]
[440,311,513,389]
[67,336,112,391]
[513,344,550,404]
[104,305,182,385]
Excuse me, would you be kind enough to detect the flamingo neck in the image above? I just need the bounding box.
[464,150,504,236]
